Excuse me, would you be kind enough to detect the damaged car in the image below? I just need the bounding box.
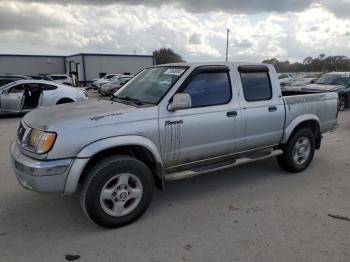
[99,75,133,96]
[0,79,87,114]
[283,72,350,110]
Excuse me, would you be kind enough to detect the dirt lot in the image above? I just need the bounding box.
[0,99,349,262]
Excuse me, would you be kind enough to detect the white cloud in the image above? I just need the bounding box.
[0,1,349,62]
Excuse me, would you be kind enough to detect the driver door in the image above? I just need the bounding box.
[159,66,242,168]
[0,84,25,112]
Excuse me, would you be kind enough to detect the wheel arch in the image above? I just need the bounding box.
[282,115,321,149]
[56,97,75,104]
[64,136,164,194]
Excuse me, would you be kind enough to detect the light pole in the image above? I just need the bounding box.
[225,28,229,62]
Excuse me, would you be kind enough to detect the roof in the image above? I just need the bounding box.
[327,71,350,75]
[65,53,154,58]
[152,61,269,67]
[0,54,65,58]
[0,53,154,59]
[6,79,63,85]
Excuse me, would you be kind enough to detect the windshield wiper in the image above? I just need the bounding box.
[113,96,147,105]
[123,96,144,105]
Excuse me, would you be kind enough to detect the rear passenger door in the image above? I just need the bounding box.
[237,65,284,150]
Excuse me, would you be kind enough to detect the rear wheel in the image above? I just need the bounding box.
[339,97,346,111]
[277,128,315,173]
[80,155,154,228]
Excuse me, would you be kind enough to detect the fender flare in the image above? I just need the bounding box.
[64,135,164,194]
[77,135,163,163]
[281,114,320,144]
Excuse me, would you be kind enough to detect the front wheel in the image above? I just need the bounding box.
[277,128,315,173]
[80,155,154,228]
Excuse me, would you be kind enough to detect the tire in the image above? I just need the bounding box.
[277,128,315,173]
[80,155,154,228]
[339,97,346,111]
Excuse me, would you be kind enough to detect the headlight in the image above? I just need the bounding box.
[27,129,57,154]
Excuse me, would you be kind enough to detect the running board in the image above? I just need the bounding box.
[165,149,283,181]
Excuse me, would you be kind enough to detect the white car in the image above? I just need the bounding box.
[48,74,73,85]
[0,80,87,114]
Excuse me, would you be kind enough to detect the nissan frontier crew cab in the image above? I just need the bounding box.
[10,62,339,228]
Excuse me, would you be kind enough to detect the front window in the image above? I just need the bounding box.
[113,66,187,105]
[181,71,231,107]
[316,74,350,85]
[0,81,17,91]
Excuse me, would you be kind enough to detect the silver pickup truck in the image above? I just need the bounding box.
[10,62,339,228]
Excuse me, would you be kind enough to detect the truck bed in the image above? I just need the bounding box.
[282,91,338,135]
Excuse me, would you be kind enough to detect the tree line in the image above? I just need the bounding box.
[262,54,350,73]
[152,48,350,74]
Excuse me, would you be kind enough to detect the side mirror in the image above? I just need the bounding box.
[310,79,316,84]
[168,93,192,111]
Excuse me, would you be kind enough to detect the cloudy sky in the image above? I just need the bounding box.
[0,0,349,62]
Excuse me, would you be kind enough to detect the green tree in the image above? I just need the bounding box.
[153,48,184,65]
[262,55,350,73]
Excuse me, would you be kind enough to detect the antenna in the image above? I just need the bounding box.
[225,28,229,62]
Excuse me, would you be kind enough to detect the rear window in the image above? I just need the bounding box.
[50,75,67,80]
[42,84,57,90]
[240,72,272,102]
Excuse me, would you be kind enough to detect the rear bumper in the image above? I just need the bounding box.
[10,141,72,194]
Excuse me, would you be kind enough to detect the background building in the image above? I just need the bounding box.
[0,53,155,86]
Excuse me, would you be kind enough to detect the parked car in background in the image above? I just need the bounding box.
[92,74,121,89]
[28,75,54,81]
[47,74,73,85]
[284,72,350,110]
[278,73,293,87]
[97,75,124,93]
[0,75,31,87]
[99,75,133,96]
[10,62,338,228]
[0,79,87,114]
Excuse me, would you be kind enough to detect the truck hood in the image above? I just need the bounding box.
[23,99,150,131]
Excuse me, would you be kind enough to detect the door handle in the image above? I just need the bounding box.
[227,111,238,117]
[268,106,277,112]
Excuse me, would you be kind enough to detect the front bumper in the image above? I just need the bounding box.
[10,141,72,194]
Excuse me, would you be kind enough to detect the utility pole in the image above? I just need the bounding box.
[225,28,229,62]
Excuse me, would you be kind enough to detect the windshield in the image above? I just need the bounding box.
[316,74,349,85]
[113,66,187,104]
[0,81,17,90]
[106,74,118,79]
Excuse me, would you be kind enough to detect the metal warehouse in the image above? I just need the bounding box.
[0,53,155,86]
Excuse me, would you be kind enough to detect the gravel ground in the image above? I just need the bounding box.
[0,100,349,262]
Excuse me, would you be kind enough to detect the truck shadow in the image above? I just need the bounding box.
[151,158,283,210]
[0,113,25,119]
[1,158,286,237]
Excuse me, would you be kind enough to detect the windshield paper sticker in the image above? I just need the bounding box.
[163,68,185,76]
